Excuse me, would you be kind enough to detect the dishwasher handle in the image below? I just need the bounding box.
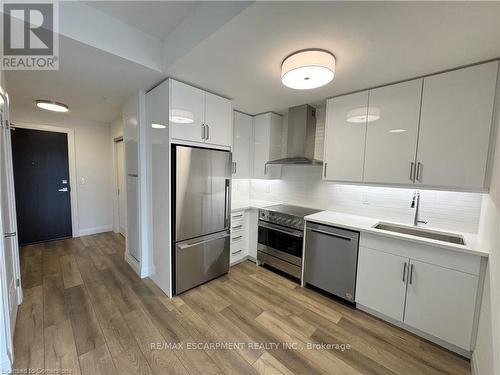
[310,228,352,241]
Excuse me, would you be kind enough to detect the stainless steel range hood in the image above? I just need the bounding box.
[266,104,323,165]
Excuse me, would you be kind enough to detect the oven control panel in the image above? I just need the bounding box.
[259,209,304,230]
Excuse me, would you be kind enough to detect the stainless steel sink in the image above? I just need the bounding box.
[373,222,465,245]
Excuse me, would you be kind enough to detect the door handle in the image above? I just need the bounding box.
[402,262,407,282]
[410,162,415,182]
[409,264,415,284]
[4,232,16,238]
[58,187,68,192]
[416,162,423,182]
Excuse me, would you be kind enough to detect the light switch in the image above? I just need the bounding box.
[80,177,86,185]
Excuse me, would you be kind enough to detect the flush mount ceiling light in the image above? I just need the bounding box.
[346,107,381,123]
[152,123,166,129]
[36,100,69,113]
[170,109,194,124]
[281,49,336,90]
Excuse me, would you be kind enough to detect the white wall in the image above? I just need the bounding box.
[246,166,483,233]
[474,75,500,375]
[10,106,113,236]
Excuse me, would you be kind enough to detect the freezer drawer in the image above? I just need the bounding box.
[175,230,230,294]
[304,222,359,302]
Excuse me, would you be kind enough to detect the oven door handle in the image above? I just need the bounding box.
[258,221,303,238]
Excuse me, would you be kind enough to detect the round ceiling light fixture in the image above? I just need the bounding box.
[36,100,69,113]
[281,49,336,90]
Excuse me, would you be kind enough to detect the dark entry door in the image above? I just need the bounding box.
[11,128,72,245]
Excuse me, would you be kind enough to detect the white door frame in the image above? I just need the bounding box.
[10,121,80,237]
[112,136,126,235]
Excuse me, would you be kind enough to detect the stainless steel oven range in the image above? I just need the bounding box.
[257,204,321,278]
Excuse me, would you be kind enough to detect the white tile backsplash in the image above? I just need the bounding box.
[234,166,483,234]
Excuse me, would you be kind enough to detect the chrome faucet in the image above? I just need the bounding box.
[411,191,428,227]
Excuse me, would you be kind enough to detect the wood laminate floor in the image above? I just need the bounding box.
[13,232,471,375]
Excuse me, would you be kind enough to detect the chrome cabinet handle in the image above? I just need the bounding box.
[232,249,242,255]
[206,124,210,140]
[201,124,206,140]
[402,262,407,282]
[4,232,16,238]
[232,225,243,230]
[409,264,415,284]
[234,162,237,174]
[232,214,243,219]
[416,162,423,182]
[324,163,328,178]
[410,162,415,182]
[232,235,243,241]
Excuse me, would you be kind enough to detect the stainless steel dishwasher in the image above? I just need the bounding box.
[304,222,359,302]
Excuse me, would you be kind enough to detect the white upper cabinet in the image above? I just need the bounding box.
[252,113,283,179]
[204,91,233,147]
[364,79,422,184]
[170,80,205,143]
[324,91,368,182]
[233,111,253,178]
[169,79,233,148]
[415,61,498,190]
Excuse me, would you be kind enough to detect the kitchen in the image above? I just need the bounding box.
[1,2,500,375]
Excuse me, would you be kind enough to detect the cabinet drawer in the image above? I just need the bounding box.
[230,237,245,263]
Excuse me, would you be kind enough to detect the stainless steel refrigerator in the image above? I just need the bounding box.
[172,145,232,294]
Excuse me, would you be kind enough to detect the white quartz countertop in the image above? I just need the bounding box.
[231,200,279,211]
[305,211,488,258]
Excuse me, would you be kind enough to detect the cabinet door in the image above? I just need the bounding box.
[416,62,498,189]
[252,114,270,178]
[364,80,422,184]
[170,80,205,143]
[404,260,478,350]
[233,111,253,178]
[324,92,368,181]
[126,175,140,262]
[356,246,408,322]
[205,92,233,147]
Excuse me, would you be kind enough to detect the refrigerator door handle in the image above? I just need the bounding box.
[224,179,230,228]
[178,232,230,250]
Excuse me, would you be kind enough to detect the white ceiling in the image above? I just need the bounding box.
[166,1,500,115]
[84,1,201,40]
[6,36,164,123]
[5,1,500,123]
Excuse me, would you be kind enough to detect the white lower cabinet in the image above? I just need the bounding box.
[356,234,482,354]
[356,247,408,321]
[404,259,478,350]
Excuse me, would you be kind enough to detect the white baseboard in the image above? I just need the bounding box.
[78,225,113,237]
[0,353,12,374]
[471,351,480,375]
